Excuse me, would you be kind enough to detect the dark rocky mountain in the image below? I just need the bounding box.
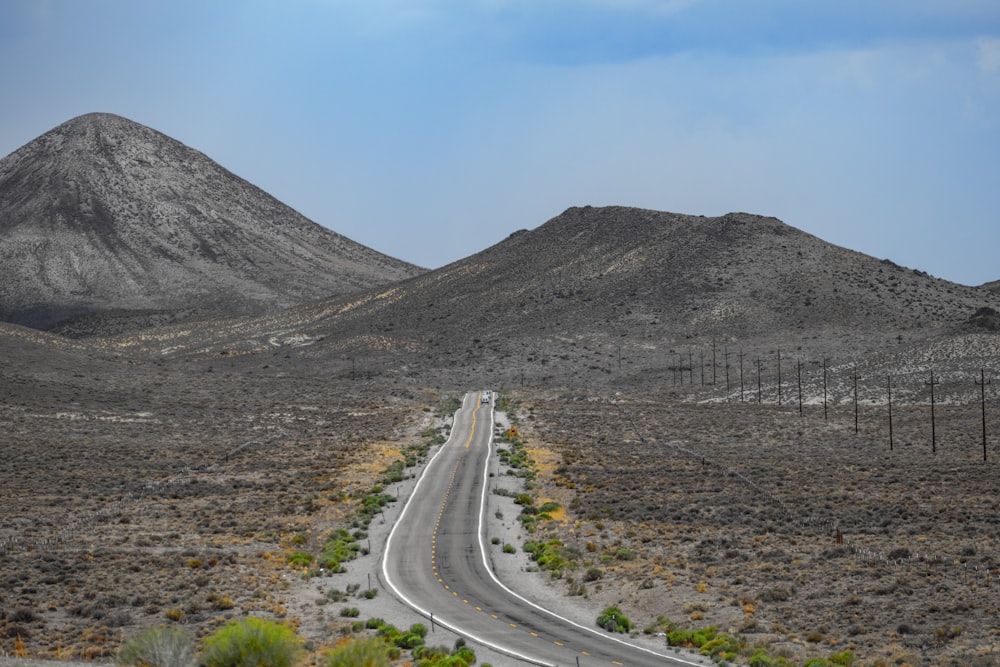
[981,279,1000,294]
[0,112,424,333]
[103,206,1000,388]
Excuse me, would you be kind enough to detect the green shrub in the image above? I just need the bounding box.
[339,607,360,618]
[397,632,424,650]
[381,460,406,485]
[286,551,314,568]
[324,637,391,667]
[700,633,739,659]
[200,618,303,667]
[596,606,631,633]
[830,650,854,665]
[118,625,196,667]
[502,543,516,554]
[749,651,775,667]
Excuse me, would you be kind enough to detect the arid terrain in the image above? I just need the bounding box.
[3,116,1000,666]
[0,352,442,661]
[517,384,1000,666]
[3,339,1000,666]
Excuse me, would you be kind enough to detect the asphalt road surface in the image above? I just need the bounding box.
[382,392,703,667]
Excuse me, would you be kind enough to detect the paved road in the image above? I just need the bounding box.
[382,392,703,667]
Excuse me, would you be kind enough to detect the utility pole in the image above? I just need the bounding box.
[777,350,783,406]
[976,368,991,462]
[739,349,745,403]
[887,374,896,451]
[797,358,803,416]
[724,347,731,397]
[756,357,763,404]
[853,366,859,434]
[712,340,717,385]
[822,358,829,420]
[927,370,939,454]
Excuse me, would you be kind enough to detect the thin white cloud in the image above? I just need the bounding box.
[978,36,1000,73]
[476,0,699,14]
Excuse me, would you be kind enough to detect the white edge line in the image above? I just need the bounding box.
[381,392,555,667]
[476,399,708,667]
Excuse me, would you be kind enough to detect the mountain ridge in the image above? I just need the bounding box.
[0,112,424,332]
[86,205,1000,390]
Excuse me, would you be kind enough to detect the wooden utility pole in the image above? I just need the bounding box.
[822,358,829,420]
[739,349,745,403]
[724,347,731,397]
[797,358,803,416]
[712,340,717,385]
[927,370,939,454]
[976,368,991,462]
[887,374,896,451]
[756,358,763,404]
[777,350,783,406]
[853,366,859,434]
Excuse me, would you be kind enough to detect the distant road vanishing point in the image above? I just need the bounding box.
[381,392,703,667]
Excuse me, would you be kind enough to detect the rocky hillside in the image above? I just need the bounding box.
[0,113,424,333]
[99,206,1000,388]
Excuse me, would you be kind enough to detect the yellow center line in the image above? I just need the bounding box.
[553,641,564,646]
[465,400,481,449]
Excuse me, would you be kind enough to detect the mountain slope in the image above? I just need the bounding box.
[295,205,999,340]
[103,206,1000,387]
[0,112,424,332]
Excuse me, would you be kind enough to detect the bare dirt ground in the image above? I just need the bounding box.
[0,367,442,662]
[4,352,1000,667]
[513,387,1000,667]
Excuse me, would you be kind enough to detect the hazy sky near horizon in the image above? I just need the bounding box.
[2,1,998,285]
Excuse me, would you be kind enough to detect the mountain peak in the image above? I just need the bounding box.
[0,114,423,332]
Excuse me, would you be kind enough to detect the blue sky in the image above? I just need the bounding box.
[1,1,999,285]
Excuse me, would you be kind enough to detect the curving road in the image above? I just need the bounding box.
[382,392,703,667]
